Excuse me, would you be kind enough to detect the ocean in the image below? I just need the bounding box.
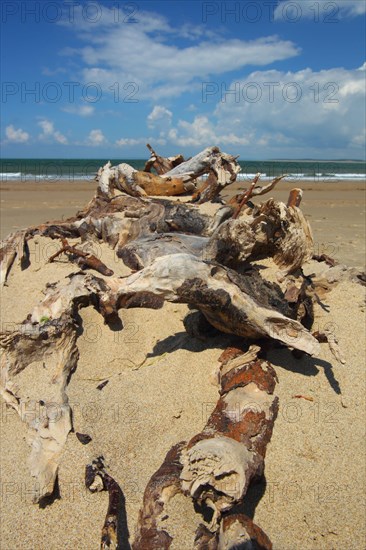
[1,158,365,183]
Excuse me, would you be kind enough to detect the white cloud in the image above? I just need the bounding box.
[38,119,54,136]
[275,1,366,21]
[115,137,146,147]
[87,129,106,146]
[5,125,30,143]
[62,105,95,117]
[38,119,68,144]
[42,67,67,76]
[167,116,250,148]
[156,65,365,156]
[212,66,366,153]
[54,131,68,144]
[60,8,300,100]
[147,106,172,129]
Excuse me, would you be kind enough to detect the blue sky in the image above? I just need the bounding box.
[1,0,365,158]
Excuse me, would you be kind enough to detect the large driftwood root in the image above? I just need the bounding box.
[0,241,320,506]
[0,145,334,548]
[133,346,276,548]
[27,254,319,354]
[0,194,229,285]
[181,346,278,528]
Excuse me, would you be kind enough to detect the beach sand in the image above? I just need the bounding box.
[0,179,365,549]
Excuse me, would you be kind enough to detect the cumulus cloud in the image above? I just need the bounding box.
[5,125,29,143]
[115,137,146,147]
[167,115,251,148]
[62,105,95,117]
[87,129,106,146]
[211,66,366,153]
[275,0,366,21]
[147,106,172,129]
[38,119,54,136]
[59,8,299,100]
[152,65,365,157]
[38,119,68,144]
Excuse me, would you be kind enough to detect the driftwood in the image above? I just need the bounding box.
[0,194,229,285]
[144,143,185,174]
[194,514,273,549]
[0,144,342,548]
[0,250,318,500]
[205,196,314,274]
[133,345,276,548]
[181,345,278,528]
[133,442,186,549]
[97,161,196,198]
[18,255,319,354]
[117,194,313,275]
[0,321,78,502]
[86,456,127,549]
[48,238,114,276]
[229,173,287,217]
[95,146,240,203]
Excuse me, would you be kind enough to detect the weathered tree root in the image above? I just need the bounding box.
[181,345,278,529]
[0,252,317,501]
[0,321,78,502]
[133,345,276,548]
[96,146,240,203]
[144,143,185,175]
[0,146,338,548]
[0,194,229,285]
[86,456,126,549]
[28,255,320,354]
[194,515,273,549]
[133,442,186,549]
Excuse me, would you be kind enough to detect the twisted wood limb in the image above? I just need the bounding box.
[48,238,114,276]
[86,456,128,549]
[133,442,186,549]
[181,346,278,528]
[230,174,286,216]
[144,143,184,175]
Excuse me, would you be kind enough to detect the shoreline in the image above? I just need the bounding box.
[1,179,365,268]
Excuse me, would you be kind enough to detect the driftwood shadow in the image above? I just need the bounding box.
[146,331,248,359]
[116,485,131,550]
[231,476,268,520]
[267,347,341,394]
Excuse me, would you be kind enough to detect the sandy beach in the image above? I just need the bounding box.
[0,178,365,549]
